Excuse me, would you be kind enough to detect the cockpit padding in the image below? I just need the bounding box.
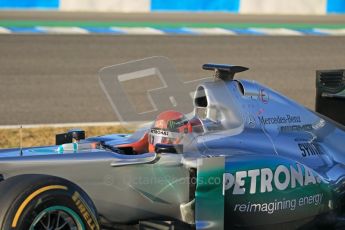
[116,132,149,154]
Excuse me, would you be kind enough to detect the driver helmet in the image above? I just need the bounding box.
[148,110,191,152]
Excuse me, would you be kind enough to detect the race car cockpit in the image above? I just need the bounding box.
[114,110,204,155]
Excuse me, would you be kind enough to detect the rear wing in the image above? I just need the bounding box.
[315,69,345,125]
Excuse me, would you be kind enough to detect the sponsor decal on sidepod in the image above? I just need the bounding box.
[223,164,321,195]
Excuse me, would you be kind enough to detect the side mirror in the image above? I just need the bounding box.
[155,144,183,154]
[56,129,85,145]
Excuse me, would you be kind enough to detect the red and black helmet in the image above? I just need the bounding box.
[148,110,191,152]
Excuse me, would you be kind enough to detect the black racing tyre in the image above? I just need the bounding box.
[0,174,100,230]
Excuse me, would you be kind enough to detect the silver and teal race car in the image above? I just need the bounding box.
[0,57,345,230]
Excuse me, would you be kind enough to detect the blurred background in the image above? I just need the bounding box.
[0,0,344,145]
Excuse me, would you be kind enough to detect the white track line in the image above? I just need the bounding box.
[37,26,90,34]
[314,28,345,35]
[250,28,303,36]
[0,27,11,34]
[112,27,165,35]
[185,27,236,35]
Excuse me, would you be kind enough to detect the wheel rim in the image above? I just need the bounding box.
[29,205,85,230]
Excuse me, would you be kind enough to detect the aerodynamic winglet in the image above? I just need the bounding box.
[202,63,249,81]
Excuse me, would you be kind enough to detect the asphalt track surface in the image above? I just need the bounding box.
[0,12,345,125]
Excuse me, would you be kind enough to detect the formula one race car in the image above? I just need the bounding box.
[0,57,345,230]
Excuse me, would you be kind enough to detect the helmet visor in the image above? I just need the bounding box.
[166,117,189,132]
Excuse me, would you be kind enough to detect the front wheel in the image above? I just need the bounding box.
[30,205,85,230]
[0,174,100,230]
